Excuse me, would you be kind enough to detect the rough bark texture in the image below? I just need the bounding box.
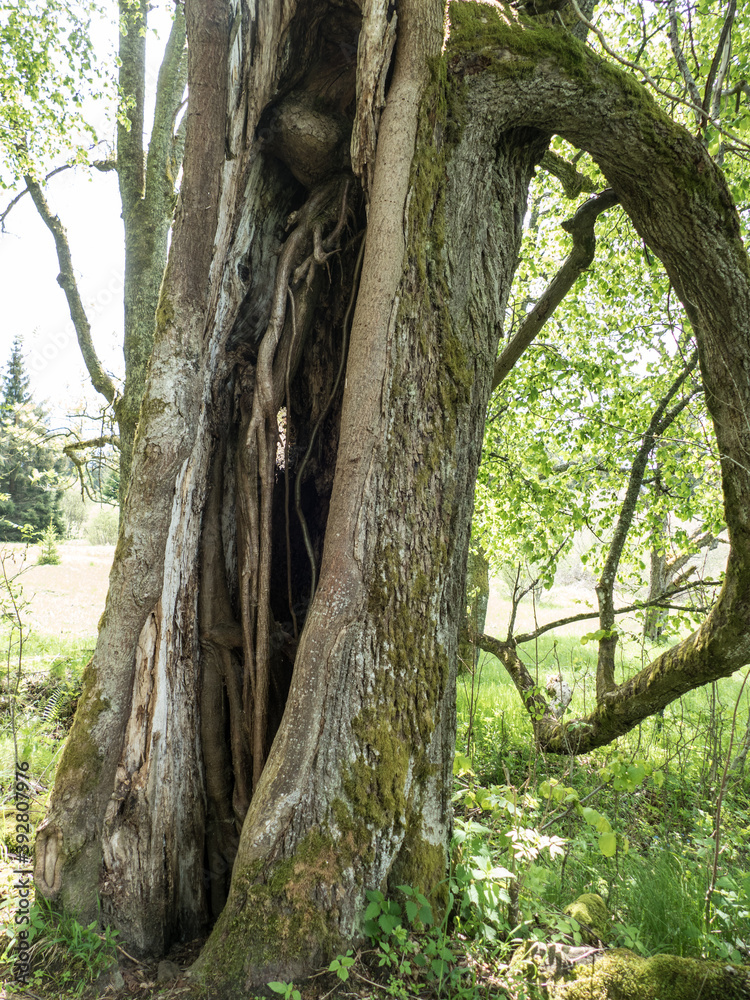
[116,0,188,499]
[34,0,750,991]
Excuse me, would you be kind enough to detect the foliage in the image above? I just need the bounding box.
[0,341,65,541]
[477,176,722,606]
[1,895,119,993]
[363,886,465,997]
[0,0,109,186]
[58,489,89,539]
[85,508,118,545]
[456,639,750,968]
[268,981,302,1000]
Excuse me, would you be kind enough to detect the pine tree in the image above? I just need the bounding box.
[1,336,31,410]
[0,338,64,541]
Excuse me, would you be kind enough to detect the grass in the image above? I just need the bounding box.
[455,619,750,966]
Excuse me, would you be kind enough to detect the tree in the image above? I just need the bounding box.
[0,337,64,540]
[33,1,750,994]
[1,0,187,503]
[1,336,31,410]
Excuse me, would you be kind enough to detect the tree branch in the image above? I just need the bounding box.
[667,0,702,128]
[568,0,750,155]
[117,0,148,213]
[511,577,723,644]
[144,3,187,212]
[63,435,121,455]
[492,188,619,391]
[594,352,699,696]
[702,0,736,130]
[24,176,117,405]
[0,159,116,230]
[539,150,598,199]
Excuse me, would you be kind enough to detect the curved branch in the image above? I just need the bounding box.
[492,188,619,391]
[473,621,742,755]
[24,176,117,405]
[512,577,724,645]
[449,4,750,749]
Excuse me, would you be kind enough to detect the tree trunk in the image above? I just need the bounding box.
[459,544,490,672]
[34,0,750,992]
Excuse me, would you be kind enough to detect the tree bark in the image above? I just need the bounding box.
[34,1,750,991]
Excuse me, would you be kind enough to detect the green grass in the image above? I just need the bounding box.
[455,622,750,965]
[0,632,94,844]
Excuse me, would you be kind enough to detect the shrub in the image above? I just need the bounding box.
[85,510,119,546]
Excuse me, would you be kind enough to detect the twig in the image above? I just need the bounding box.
[0,158,116,229]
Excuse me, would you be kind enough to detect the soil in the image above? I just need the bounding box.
[1,541,114,640]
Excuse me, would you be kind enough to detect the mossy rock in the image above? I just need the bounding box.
[564,893,610,944]
[553,949,750,1000]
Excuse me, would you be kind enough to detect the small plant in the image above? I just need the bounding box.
[363,885,468,997]
[268,980,301,1000]
[328,949,355,981]
[37,521,61,565]
[1,897,119,994]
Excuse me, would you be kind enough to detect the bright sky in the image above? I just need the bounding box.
[0,2,173,422]
[0,168,125,418]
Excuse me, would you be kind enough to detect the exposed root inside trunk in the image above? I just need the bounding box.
[198,77,364,913]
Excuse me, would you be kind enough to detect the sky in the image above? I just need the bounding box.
[0,2,173,423]
[0,167,125,418]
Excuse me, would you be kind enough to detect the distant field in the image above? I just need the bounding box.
[1,541,720,654]
[1,541,114,639]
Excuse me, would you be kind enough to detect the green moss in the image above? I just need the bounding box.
[564,893,610,944]
[447,1,591,83]
[195,829,348,990]
[139,396,169,422]
[558,949,750,1000]
[112,531,134,566]
[389,814,448,918]
[52,666,110,797]
[154,292,174,338]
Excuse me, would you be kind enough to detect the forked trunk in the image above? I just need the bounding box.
[34,0,750,991]
[35,0,543,977]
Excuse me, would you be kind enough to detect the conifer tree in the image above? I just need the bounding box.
[0,337,64,540]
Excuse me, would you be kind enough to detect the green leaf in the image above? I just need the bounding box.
[599,832,617,857]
